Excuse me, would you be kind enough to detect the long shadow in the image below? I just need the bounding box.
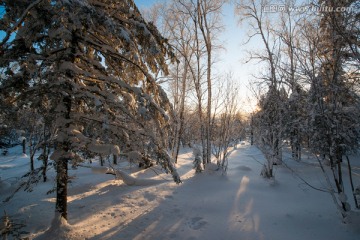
[85,175,205,240]
[59,155,192,238]
[35,147,265,239]
[63,176,187,239]
[84,165,255,240]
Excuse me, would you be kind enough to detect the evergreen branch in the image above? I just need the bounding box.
[0,0,44,48]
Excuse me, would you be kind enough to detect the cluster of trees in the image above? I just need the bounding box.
[0,0,248,224]
[144,0,247,172]
[0,0,183,221]
[240,0,359,217]
[4,0,357,227]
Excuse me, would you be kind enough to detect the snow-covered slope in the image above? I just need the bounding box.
[0,143,359,239]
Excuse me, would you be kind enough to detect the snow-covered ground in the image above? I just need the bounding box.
[1,142,359,239]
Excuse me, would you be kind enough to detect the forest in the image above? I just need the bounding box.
[0,0,359,239]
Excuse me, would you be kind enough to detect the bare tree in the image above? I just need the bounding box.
[211,73,243,173]
[196,0,227,164]
[164,1,197,163]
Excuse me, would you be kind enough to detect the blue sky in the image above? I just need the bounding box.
[134,0,261,111]
[0,6,5,41]
[134,0,159,8]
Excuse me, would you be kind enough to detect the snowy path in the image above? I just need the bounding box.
[1,143,359,240]
[66,144,359,239]
[105,144,359,240]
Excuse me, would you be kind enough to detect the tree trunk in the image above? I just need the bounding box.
[297,140,301,161]
[193,10,206,166]
[22,139,26,154]
[330,147,347,212]
[250,116,254,145]
[56,155,68,220]
[30,154,35,171]
[55,94,71,220]
[29,138,35,171]
[100,155,104,166]
[197,0,212,164]
[173,58,188,164]
[42,144,49,182]
[206,49,211,164]
[199,106,206,167]
[346,155,359,209]
[318,156,347,218]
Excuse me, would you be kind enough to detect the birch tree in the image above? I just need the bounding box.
[161,1,196,163]
[196,0,227,164]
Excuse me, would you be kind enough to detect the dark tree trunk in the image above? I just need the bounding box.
[42,144,49,182]
[250,131,253,145]
[56,155,68,220]
[30,141,35,172]
[330,148,347,212]
[346,156,359,209]
[291,129,301,161]
[22,139,26,154]
[336,154,347,212]
[250,116,254,145]
[30,155,35,171]
[113,154,117,165]
[296,141,301,161]
[100,155,104,166]
[55,94,71,220]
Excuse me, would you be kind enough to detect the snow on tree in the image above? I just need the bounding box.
[285,86,307,161]
[192,146,203,173]
[0,0,180,222]
[306,0,360,216]
[236,0,287,178]
[252,86,287,178]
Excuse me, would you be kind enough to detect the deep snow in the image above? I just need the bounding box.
[0,142,359,239]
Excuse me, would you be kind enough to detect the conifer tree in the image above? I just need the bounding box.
[0,0,180,221]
